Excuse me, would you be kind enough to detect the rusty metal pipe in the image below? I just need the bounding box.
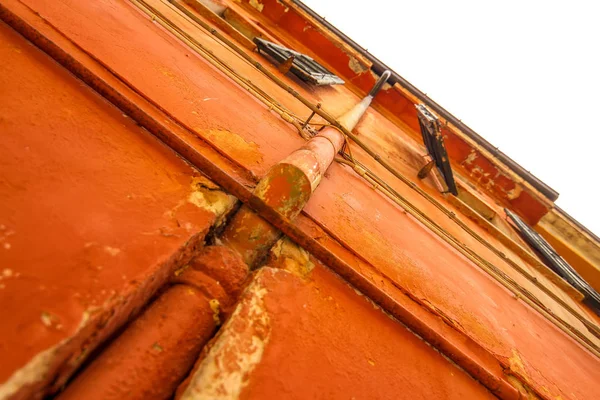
[219,127,344,267]
[220,88,381,267]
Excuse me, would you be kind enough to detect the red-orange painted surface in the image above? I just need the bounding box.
[1,0,599,399]
[289,213,520,399]
[0,20,219,399]
[58,285,217,400]
[303,162,600,399]
[5,0,303,179]
[57,246,248,400]
[185,265,497,400]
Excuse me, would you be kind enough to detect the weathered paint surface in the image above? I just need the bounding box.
[56,246,248,400]
[1,0,600,399]
[302,162,600,399]
[176,270,272,400]
[183,265,496,400]
[57,285,218,400]
[0,22,227,399]
[180,0,257,50]
[4,0,303,179]
[266,237,315,278]
[220,206,282,267]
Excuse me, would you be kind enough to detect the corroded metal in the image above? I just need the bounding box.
[220,122,347,267]
[368,70,392,97]
[417,159,435,180]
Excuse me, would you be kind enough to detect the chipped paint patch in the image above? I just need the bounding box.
[508,349,528,380]
[188,176,238,225]
[40,312,59,328]
[464,150,478,165]
[0,342,63,400]
[268,237,314,278]
[505,374,541,400]
[103,246,121,256]
[348,57,368,74]
[178,271,272,400]
[152,342,164,353]
[275,0,289,12]
[202,129,263,170]
[209,299,221,326]
[506,185,523,200]
[502,351,551,399]
[252,163,312,218]
[248,0,264,12]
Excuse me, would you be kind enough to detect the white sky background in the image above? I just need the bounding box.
[302,0,600,235]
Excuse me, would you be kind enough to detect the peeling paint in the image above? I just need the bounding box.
[505,374,541,400]
[103,246,121,256]
[252,163,312,218]
[0,342,64,400]
[202,129,263,172]
[506,185,523,201]
[464,150,478,165]
[275,0,289,12]
[177,272,272,400]
[40,311,58,328]
[0,312,90,400]
[188,176,238,224]
[248,0,264,12]
[267,237,314,278]
[209,299,221,326]
[508,349,528,380]
[3,0,596,396]
[501,350,548,399]
[348,57,368,74]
